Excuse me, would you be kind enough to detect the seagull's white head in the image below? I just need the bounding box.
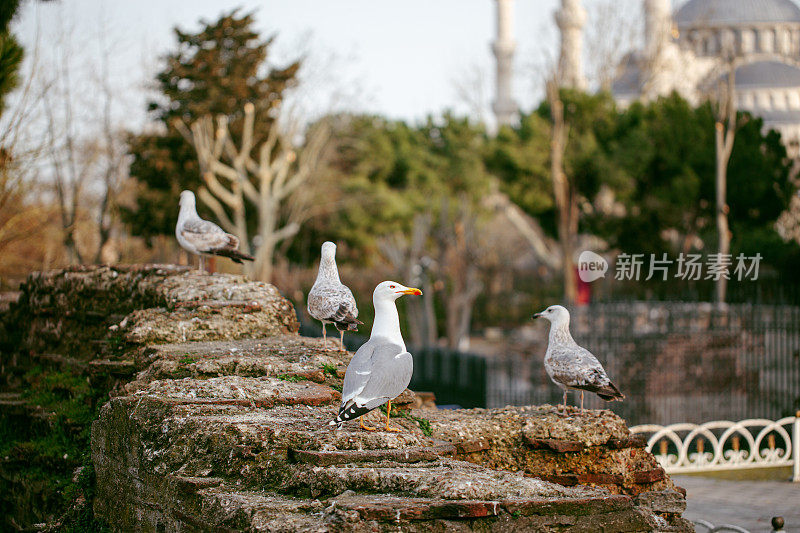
[179,190,196,209]
[321,241,336,260]
[373,281,422,303]
[533,304,570,326]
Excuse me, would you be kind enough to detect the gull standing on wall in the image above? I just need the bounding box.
[534,305,624,412]
[175,190,254,271]
[330,281,422,431]
[307,242,362,351]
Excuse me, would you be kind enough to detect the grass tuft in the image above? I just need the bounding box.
[277,374,308,383]
[380,405,433,436]
[320,363,338,377]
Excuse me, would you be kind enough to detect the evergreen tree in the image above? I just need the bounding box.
[0,0,24,117]
[484,91,796,280]
[607,94,793,261]
[123,10,299,242]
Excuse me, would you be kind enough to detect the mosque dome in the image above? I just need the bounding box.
[734,60,800,89]
[675,0,800,28]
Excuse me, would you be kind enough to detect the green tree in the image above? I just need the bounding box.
[607,94,793,261]
[485,112,552,227]
[487,91,634,275]
[486,90,796,287]
[0,0,24,117]
[593,93,714,255]
[315,114,492,251]
[123,10,299,243]
[302,113,495,348]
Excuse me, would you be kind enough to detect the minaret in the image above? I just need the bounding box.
[492,0,518,127]
[554,0,587,89]
[645,0,672,60]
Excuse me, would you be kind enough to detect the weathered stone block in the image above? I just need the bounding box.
[289,444,455,467]
[633,490,687,514]
[632,468,666,484]
[526,437,587,452]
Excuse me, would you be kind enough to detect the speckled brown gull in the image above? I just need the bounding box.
[307,242,362,351]
[175,190,254,271]
[330,281,422,431]
[533,305,624,412]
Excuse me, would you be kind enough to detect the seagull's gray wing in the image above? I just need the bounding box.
[308,284,361,330]
[180,218,237,253]
[546,344,623,400]
[333,338,411,425]
[340,285,358,318]
[356,345,413,409]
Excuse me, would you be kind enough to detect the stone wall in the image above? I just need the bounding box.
[1,266,692,531]
[0,265,297,530]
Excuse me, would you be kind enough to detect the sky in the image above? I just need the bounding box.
[13,0,645,128]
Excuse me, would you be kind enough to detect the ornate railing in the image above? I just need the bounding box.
[694,516,787,533]
[630,413,800,480]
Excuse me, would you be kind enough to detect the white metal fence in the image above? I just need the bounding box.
[630,414,800,481]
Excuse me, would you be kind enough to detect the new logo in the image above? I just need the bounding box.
[578,251,608,283]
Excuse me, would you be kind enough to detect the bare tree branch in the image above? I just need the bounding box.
[181,107,331,281]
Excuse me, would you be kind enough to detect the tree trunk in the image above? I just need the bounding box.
[453,266,481,351]
[254,243,274,283]
[548,81,576,304]
[445,291,460,350]
[254,201,277,282]
[180,106,329,284]
[64,229,82,265]
[422,274,438,346]
[714,61,736,304]
[715,123,732,304]
[406,298,428,348]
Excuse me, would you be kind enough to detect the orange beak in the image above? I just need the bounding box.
[398,287,422,296]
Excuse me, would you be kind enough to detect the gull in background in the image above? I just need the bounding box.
[330,281,422,431]
[307,242,362,351]
[175,190,254,271]
[533,305,624,413]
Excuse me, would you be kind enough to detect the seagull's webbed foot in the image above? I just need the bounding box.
[359,418,376,431]
[383,400,403,432]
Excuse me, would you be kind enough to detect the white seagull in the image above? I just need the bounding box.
[175,190,253,271]
[307,242,362,351]
[330,281,422,431]
[533,305,624,413]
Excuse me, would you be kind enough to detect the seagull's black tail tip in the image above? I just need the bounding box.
[213,248,255,263]
[596,382,625,402]
[330,402,372,427]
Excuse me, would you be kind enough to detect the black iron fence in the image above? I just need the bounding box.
[490,301,800,426]
[299,299,800,426]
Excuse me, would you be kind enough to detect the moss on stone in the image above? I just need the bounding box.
[383,404,433,436]
[278,374,309,383]
[0,266,303,530]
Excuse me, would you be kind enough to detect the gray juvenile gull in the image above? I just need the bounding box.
[307,241,362,351]
[175,190,254,271]
[533,305,624,412]
[330,281,422,431]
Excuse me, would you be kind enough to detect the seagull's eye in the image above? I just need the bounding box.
[389,285,396,289]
